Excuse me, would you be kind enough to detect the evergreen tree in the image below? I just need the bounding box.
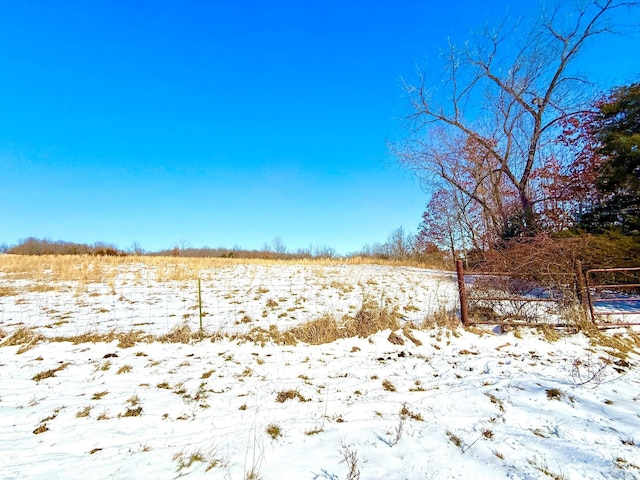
[580,83,640,236]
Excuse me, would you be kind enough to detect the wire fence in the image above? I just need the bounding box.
[0,263,460,338]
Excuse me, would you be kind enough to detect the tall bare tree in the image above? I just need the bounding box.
[395,0,636,240]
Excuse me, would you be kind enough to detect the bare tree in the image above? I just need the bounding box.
[385,226,414,260]
[395,0,635,239]
[270,236,287,254]
[128,241,145,256]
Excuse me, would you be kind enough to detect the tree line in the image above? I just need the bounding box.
[2,231,442,264]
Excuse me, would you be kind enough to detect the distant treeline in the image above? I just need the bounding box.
[5,238,124,256]
[2,231,446,265]
[151,245,339,260]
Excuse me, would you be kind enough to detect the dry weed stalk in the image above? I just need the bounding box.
[570,357,612,387]
[340,443,361,480]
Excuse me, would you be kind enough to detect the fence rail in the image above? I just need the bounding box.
[456,260,640,329]
[584,266,640,327]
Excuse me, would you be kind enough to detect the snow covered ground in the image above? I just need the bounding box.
[1,260,639,479]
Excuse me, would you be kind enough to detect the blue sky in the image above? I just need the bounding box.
[1,1,638,254]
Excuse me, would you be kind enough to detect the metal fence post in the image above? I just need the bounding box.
[575,260,589,315]
[456,259,469,327]
[198,277,203,337]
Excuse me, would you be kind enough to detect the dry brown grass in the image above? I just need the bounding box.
[382,379,397,392]
[0,286,18,296]
[288,315,341,345]
[275,389,307,403]
[402,325,423,346]
[416,308,461,330]
[580,327,640,360]
[0,254,120,283]
[233,325,297,346]
[32,362,70,382]
[158,324,198,343]
[288,298,401,345]
[346,298,401,337]
[1,327,45,352]
[0,254,447,284]
[51,330,119,345]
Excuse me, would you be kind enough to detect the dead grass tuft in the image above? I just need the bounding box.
[579,326,639,360]
[402,325,423,346]
[0,286,18,296]
[237,325,297,346]
[265,423,282,439]
[382,379,397,392]
[120,406,142,417]
[346,298,400,337]
[421,309,460,330]
[546,388,563,400]
[288,315,340,345]
[159,324,197,344]
[288,298,401,345]
[275,389,307,403]
[32,362,70,382]
[117,330,147,348]
[76,406,92,418]
[53,330,118,345]
[33,423,49,435]
[399,404,423,421]
[1,327,45,351]
[539,324,561,342]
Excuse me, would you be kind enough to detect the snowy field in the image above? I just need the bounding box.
[1,258,639,479]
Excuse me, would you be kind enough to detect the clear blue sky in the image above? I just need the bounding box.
[1,1,638,254]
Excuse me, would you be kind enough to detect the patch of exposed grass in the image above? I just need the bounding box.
[528,456,567,480]
[234,325,296,346]
[266,423,282,439]
[120,406,142,417]
[446,430,463,449]
[305,426,324,435]
[76,405,92,418]
[539,324,561,342]
[409,379,426,392]
[546,388,563,401]
[399,404,423,421]
[423,308,460,329]
[2,327,45,352]
[159,324,197,344]
[288,298,401,345]
[402,325,423,346]
[382,379,397,392]
[275,389,307,403]
[32,362,70,382]
[0,286,18,296]
[33,423,48,435]
[174,449,206,471]
[97,409,110,420]
[287,314,340,345]
[117,365,132,374]
[485,392,506,412]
